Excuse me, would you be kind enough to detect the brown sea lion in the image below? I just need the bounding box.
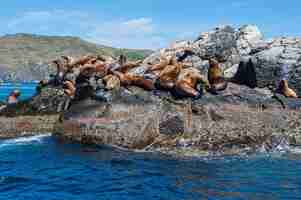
[155,57,183,90]
[61,56,75,69]
[112,71,154,91]
[277,80,298,98]
[174,68,209,98]
[146,55,172,75]
[208,58,228,93]
[117,60,143,73]
[129,75,155,91]
[159,66,180,89]
[70,55,96,67]
[63,80,76,98]
[103,75,121,90]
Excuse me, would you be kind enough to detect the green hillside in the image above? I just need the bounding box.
[0,33,153,81]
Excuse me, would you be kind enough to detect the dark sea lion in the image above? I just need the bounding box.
[118,54,127,67]
[232,58,257,88]
[52,59,68,85]
[176,48,195,62]
[276,80,298,98]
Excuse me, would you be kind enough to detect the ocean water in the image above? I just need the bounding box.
[0,135,301,200]
[0,82,37,102]
[0,84,301,200]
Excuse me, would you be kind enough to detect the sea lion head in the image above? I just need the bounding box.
[209,58,219,68]
[103,75,121,90]
[12,89,21,97]
[118,54,127,66]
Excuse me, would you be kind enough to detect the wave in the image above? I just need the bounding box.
[0,134,51,149]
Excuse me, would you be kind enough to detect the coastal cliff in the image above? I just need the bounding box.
[1,24,301,156]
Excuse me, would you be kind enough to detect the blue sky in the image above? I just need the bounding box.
[1,0,301,49]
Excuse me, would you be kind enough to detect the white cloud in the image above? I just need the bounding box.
[122,18,154,33]
[3,10,169,49]
[86,17,169,49]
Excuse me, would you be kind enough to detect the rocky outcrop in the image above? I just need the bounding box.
[0,87,71,117]
[144,25,301,96]
[2,24,301,157]
[53,83,301,155]
[0,115,59,139]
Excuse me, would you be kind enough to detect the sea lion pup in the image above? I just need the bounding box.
[103,74,121,90]
[207,58,228,93]
[63,80,76,98]
[276,79,298,98]
[174,68,209,99]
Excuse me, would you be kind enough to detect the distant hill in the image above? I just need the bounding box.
[0,33,153,81]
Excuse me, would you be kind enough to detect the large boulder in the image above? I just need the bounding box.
[0,86,70,117]
[54,83,301,155]
[234,38,301,95]
[236,25,264,56]
[142,25,265,76]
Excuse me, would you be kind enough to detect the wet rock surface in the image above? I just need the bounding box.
[0,87,71,117]
[53,82,301,155]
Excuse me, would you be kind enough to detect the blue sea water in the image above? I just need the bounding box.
[0,82,37,102]
[0,84,301,200]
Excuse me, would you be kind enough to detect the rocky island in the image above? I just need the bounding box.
[1,25,301,156]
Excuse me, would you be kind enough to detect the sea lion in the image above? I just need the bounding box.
[129,75,155,91]
[103,75,121,90]
[112,71,154,91]
[276,79,298,98]
[7,90,21,104]
[69,55,96,67]
[155,57,182,90]
[207,58,228,93]
[174,68,209,99]
[36,80,49,93]
[146,55,172,75]
[61,56,75,70]
[52,59,67,85]
[118,54,127,67]
[63,80,76,98]
[176,47,195,62]
[117,60,143,73]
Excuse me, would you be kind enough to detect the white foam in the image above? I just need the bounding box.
[0,134,51,149]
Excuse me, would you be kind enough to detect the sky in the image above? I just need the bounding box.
[0,0,301,49]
